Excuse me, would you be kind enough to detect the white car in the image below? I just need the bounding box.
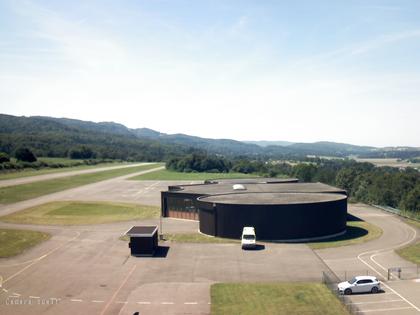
[241,227,256,249]
[338,276,381,295]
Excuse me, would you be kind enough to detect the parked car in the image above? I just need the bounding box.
[338,276,381,295]
[241,227,256,249]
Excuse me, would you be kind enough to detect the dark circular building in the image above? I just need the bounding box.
[161,179,348,241]
[197,192,347,241]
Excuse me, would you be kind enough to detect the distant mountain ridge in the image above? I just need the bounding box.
[0,114,419,160]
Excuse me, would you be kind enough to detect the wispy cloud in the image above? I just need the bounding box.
[10,1,126,71]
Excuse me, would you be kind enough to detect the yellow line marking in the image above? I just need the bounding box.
[99,264,137,315]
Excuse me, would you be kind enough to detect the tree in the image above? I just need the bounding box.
[399,185,420,212]
[69,146,96,159]
[15,147,37,162]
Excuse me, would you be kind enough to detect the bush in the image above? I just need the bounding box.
[0,152,10,163]
[14,147,37,162]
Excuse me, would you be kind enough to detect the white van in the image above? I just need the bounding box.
[241,227,256,249]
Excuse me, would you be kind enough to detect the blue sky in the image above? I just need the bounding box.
[1,0,419,147]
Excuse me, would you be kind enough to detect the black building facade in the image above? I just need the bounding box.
[161,178,348,241]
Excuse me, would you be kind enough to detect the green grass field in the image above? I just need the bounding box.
[0,161,131,181]
[0,163,162,204]
[0,228,51,258]
[396,242,420,265]
[0,201,160,225]
[211,283,349,315]
[308,221,382,249]
[129,169,257,181]
[399,218,420,266]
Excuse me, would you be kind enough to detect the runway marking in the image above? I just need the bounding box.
[356,306,414,313]
[348,299,403,305]
[145,181,160,190]
[92,300,104,303]
[99,264,137,315]
[137,301,151,304]
[162,302,174,305]
[2,288,8,293]
[29,296,40,299]
[184,302,198,305]
[11,292,20,297]
[116,301,128,304]
[70,299,83,302]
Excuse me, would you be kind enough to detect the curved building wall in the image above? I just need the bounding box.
[197,195,347,240]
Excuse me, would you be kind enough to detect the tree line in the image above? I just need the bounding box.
[165,154,419,214]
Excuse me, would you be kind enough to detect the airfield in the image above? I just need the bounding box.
[0,164,419,315]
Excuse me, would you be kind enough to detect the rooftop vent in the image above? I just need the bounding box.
[233,184,246,190]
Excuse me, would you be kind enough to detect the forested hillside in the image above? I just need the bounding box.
[0,114,190,160]
[1,114,419,160]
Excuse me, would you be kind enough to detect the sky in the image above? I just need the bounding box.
[1,0,420,147]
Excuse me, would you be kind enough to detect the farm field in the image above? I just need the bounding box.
[354,158,420,169]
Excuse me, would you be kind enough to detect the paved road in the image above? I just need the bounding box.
[0,178,419,315]
[0,219,327,315]
[0,163,153,188]
[316,204,420,314]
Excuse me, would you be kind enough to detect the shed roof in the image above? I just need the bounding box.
[126,226,158,237]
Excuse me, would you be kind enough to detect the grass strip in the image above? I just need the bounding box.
[396,242,420,265]
[0,161,130,181]
[308,221,382,249]
[0,201,160,225]
[0,228,51,258]
[0,163,162,204]
[129,169,257,181]
[211,282,349,315]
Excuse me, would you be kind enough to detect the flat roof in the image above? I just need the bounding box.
[126,226,158,237]
[204,178,298,184]
[198,192,346,205]
[168,182,346,196]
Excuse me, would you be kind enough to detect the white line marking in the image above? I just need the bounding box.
[137,301,151,305]
[184,302,198,305]
[3,231,81,285]
[11,293,20,297]
[349,292,397,297]
[115,301,128,304]
[2,288,8,293]
[356,217,420,312]
[29,296,40,299]
[92,300,104,303]
[348,299,403,305]
[70,299,83,302]
[356,306,413,313]
[162,302,174,305]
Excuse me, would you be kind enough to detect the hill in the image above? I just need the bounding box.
[0,114,418,160]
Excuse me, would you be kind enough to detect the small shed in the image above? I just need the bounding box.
[126,226,158,256]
